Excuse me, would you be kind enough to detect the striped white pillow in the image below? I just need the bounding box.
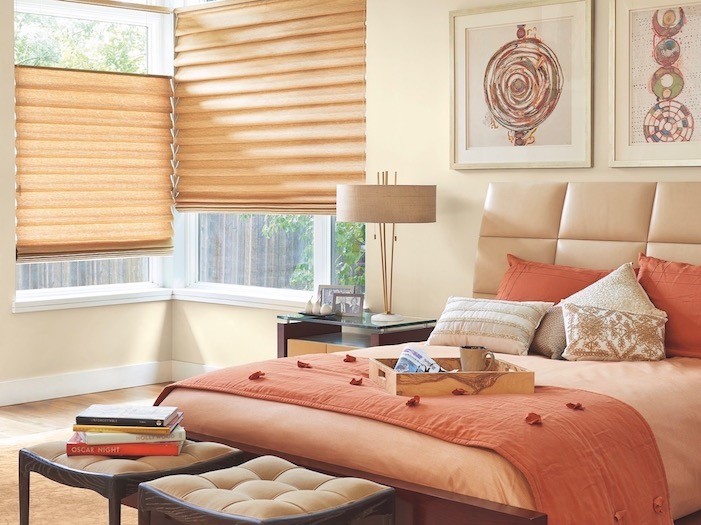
[427,297,552,355]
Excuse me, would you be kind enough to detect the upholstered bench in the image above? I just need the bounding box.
[19,440,243,525]
[137,455,396,525]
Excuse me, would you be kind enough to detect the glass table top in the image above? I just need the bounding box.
[277,312,436,330]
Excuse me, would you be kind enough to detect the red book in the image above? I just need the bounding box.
[66,433,183,457]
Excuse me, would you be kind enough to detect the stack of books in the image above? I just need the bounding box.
[66,404,185,457]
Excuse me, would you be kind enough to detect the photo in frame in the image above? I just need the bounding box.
[332,293,364,317]
[450,0,592,169]
[610,0,701,166]
[317,285,354,308]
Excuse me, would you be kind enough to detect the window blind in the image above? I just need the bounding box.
[15,65,175,261]
[173,0,366,213]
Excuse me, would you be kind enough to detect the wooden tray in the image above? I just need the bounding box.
[368,357,534,397]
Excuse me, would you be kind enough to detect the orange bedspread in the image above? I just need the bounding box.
[157,354,673,525]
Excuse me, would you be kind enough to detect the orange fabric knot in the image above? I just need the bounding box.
[614,510,627,523]
[297,360,312,369]
[452,388,467,395]
[566,402,584,410]
[406,395,421,407]
[343,354,357,362]
[350,377,363,386]
[653,497,665,514]
[248,371,265,380]
[525,412,542,425]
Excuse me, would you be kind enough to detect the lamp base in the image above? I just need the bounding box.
[371,312,404,323]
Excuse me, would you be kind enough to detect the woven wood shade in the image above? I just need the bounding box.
[173,0,366,213]
[15,65,175,261]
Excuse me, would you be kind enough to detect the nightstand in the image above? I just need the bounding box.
[276,313,437,358]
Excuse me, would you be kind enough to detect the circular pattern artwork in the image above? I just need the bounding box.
[644,7,693,143]
[483,32,563,145]
[644,100,694,142]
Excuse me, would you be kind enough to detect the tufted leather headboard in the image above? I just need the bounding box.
[473,182,701,298]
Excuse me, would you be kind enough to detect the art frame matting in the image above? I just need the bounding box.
[610,0,701,167]
[450,0,592,170]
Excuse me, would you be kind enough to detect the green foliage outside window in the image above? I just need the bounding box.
[14,12,147,73]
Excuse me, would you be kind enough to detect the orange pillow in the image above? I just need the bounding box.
[496,254,610,303]
[637,254,701,358]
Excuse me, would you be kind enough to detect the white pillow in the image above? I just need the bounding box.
[427,297,552,355]
[561,262,665,317]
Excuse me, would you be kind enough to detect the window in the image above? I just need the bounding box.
[14,0,172,294]
[192,214,365,296]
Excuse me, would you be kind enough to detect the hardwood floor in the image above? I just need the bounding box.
[0,383,169,440]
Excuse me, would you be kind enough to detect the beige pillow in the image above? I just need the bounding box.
[561,303,666,361]
[529,305,566,358]
[560,262,667,361]
[427,297,552,355]
[561,262,665,317]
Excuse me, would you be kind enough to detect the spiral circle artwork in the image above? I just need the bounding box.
[645,6,693,142]
[644,100,694,142]
[484,32,563,146]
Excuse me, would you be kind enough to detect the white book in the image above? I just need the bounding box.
[78,425,186,445]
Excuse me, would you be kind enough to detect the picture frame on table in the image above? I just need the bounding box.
[450,0,592,169]
[317,285,354,308]
[610,0,701,166]
[332,293,364,317]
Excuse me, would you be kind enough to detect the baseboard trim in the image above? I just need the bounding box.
[0,362,173,407]
[171,361,221,382]
[0,361,223,406]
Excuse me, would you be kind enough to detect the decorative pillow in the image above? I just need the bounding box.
[638,254,701,358]
[561,262,665,317]
[427,297,552,355]
[496,254,610,302]
[561,303,666,361]
[559,262,667,361]
[529,305,566,358]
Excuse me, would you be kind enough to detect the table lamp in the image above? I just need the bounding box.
[336,172,436,322]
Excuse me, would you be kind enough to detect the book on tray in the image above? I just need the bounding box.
[67,404,186,457]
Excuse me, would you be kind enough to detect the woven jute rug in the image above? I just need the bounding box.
[0,429,138,525]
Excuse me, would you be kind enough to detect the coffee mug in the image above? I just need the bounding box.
[459,346,496,372]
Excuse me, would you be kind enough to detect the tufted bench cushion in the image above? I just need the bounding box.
[138,455,395,524]
[19,439,243,525]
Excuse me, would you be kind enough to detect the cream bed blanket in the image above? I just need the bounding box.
[159,344,701,519]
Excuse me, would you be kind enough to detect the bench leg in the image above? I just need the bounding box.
[19,464,29,525]
[138,507,151,525]
[107,482,122,525]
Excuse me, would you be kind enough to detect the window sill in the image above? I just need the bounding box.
[13,284,173,313]
[172,284,308,312]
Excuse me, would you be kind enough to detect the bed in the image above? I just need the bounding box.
[157,182,701,525]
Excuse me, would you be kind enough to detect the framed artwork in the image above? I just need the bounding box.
[317,285,354,308]
[450,0,592,169]
[610,0,701,166]
[332,293,364,317]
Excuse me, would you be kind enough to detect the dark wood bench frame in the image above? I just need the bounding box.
[138,482,395,525]
[19,445,244,525]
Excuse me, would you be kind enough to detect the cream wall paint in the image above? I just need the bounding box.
[362,0,701,320]
[0,2,172,389]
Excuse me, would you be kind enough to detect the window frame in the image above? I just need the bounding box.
[13,0,174,312]
[171,213,336,311]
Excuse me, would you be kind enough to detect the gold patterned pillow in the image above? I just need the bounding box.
[427,297,552,355]
[561,303,666,361]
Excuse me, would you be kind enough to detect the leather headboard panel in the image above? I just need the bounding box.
[474,182,701,298]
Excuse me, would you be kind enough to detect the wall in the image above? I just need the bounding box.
[0,1,172,405]
[363,0,701,319]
